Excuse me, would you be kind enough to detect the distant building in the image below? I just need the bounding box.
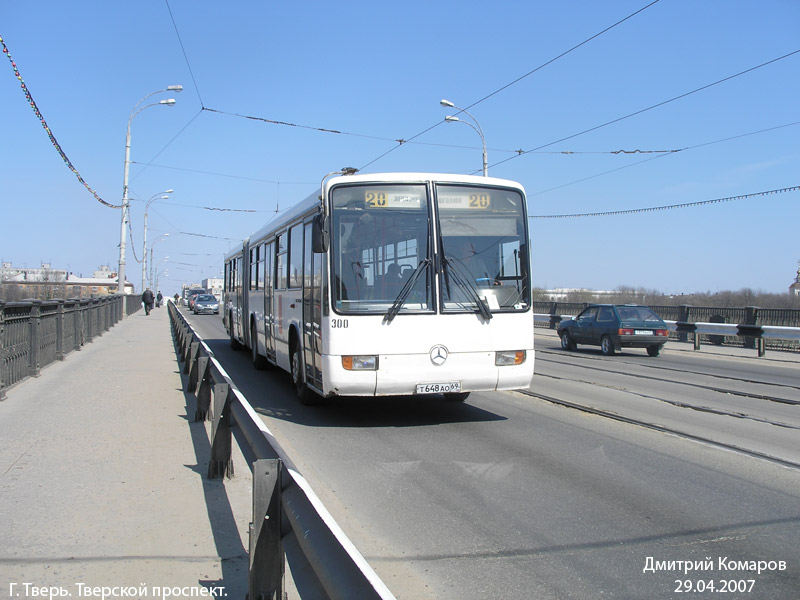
[0,262,134,300]
[1,261,67,283]
[791,265,800,297]
[66,268,135,297]
[202,277,223,300]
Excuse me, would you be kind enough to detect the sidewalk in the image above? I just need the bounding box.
[0,305,253,599]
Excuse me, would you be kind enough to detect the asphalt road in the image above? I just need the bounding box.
[532,328,800,468]
[184,310,800,599]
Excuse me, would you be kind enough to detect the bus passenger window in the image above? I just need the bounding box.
[276,232,288,289]
[289,223,303,289]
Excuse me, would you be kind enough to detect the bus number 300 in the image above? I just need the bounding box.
[331,319,349,328]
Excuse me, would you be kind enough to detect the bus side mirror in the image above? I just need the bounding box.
[312,213,329,253]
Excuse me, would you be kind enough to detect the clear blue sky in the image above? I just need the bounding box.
[2,1,798,296]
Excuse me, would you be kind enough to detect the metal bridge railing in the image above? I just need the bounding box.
[0,295,140,400]
[533,302,800,356]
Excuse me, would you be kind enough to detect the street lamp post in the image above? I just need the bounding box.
[440,98,488,176]
[155,267,168,296]
[149,234,170,291]
[141,191,173,293]
[118,86,182,294]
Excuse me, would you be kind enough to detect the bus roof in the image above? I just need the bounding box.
[223,172,526,261]
[327,171,525,191]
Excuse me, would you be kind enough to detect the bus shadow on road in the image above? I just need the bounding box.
[249,383,509,428]
[237,371,508,427]
[289,394,507,428]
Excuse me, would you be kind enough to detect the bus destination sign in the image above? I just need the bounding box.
[437,192,492,210]
[365,190,422,209]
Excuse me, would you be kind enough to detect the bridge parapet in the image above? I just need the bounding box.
[0,295,140,400]
[533,302,800,356]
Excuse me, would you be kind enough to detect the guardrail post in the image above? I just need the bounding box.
[173,314,187,364]
[249,458,284,600]
[675,320,700,350]
[186,341,201,386]
[678,305,690,343]
[27,300,41,377]
[208,382,234,479]
[194,355,211,421]
[183,337,197,374]
[178,326,189,361]
[737,323,763,357]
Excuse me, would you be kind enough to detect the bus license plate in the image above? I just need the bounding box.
[416,381,462,394]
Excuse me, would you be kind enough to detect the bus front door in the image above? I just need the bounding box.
[264,241,275,361]
[303,222,323,391]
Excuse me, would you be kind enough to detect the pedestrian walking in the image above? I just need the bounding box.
[156,291,163,308]
[142,288,155,315]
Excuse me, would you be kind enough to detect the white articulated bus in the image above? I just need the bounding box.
[223,171,534,404]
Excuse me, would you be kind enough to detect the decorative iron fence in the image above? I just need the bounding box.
[0,295,141,400]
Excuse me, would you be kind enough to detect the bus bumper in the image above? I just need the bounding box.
[321,351,534,397]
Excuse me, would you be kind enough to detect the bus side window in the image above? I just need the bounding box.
[289,223,303,289]
[276,232,288,290]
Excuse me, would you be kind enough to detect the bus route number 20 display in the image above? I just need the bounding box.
[437,192,491,210]
[365,190,422,209]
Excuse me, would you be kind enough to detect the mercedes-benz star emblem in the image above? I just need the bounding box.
[430,345,448,366]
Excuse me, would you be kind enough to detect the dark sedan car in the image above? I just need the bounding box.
[557,304,669,356]
[192,294,220,315]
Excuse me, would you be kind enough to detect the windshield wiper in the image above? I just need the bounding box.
[442,257,492,320]
[383,259,431,324]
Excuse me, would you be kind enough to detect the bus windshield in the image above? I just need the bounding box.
[330,181,529,315]
[437,184,529,312]
[331,183,433,314]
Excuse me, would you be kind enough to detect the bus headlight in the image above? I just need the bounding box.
[342,355,378,370]
[496,350,526,366]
